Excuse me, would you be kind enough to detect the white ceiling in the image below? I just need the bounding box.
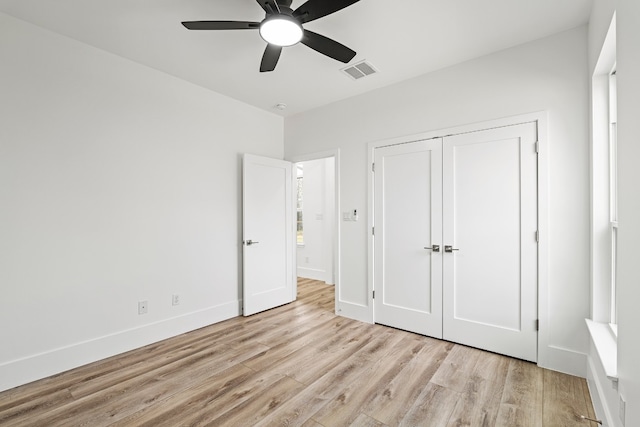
[0,0,593,117]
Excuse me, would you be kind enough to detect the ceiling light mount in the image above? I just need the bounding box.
[259,14,303,47]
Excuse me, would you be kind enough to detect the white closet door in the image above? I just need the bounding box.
[374,139,443,338]
[442,122,538,362]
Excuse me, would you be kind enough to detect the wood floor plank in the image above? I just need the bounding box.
[0,279,597,427]
[348,413,389,427]
[430,344,484,393]
[169,370,290,427]
[445,352,511,427]
[363,336,453,425]
[204,375,305,426]
[301,417,327,427]
[542,369,596,427]
[111,364,266,426]
[399,382,460,426]
[253,330,405,426]
[495,359,544,427]
[15,341,271,427]
[242,316,358,373]
[310,333,426,426]
[580,378,601,426]
[0,389,75,425]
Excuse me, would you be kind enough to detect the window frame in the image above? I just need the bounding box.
[608,69,618,330]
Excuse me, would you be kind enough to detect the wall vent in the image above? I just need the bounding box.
[341,60,378,80]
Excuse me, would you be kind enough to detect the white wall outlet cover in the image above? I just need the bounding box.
[138,301,148,315]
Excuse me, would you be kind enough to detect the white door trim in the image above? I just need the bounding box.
[287,149,341,315]
[367,111,549,363]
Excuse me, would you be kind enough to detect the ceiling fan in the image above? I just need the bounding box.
[182,0,360,72]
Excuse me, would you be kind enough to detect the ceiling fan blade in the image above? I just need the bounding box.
[301,30,356,63]
[293,0,360,23]
[260,44,282,72]
[182,21,260,30]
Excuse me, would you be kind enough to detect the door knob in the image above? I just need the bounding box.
[444,245,459,253]
[245,240,259,246]
[424,245,440,252]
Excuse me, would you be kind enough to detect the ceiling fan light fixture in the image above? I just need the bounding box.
[259,15,303,47]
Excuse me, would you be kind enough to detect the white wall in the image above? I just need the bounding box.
[285,26,590,376]
[616,1,640,425]
[0,13,283,392]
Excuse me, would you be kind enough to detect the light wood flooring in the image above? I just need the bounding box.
[0,278,597,426]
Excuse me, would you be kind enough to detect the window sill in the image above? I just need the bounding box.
[609,323,618,338]
[585,318,618,381]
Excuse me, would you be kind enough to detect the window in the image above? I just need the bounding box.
[609,69,618,329]
[590,14,617,328]
[587,13,617,381]
[296,164,304,245]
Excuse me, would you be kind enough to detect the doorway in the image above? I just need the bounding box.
[291,152,340,310]
[295,158,336,285]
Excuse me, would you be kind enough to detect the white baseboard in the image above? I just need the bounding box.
[586,344,620,427]
[0,300,240,393]
[297,267,327,282]
[538,344,587,377]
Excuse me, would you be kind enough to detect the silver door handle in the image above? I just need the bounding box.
[245,240,259,246]
[444,245,459,253]
[424,245,440,252]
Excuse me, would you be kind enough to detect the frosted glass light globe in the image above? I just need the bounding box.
[260,16,303,47]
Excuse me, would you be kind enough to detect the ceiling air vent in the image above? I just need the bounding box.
[341,60,378,80]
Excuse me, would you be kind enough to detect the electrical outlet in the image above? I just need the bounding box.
[138,300,148,315]
[620,395,626,426]
[172,294,180,306]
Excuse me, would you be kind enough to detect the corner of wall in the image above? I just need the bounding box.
[538,345,587,378]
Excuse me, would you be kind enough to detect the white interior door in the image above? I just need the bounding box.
[374,139,443,338]
[442,122,538,362]
[242,154,295,316]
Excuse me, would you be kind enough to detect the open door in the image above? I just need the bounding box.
[242,154,296,316]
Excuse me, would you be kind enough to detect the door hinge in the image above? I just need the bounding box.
[372,227,375,235]
[535,230,539,242]
[373,290,375,299]
[372,163,375,172]
[535,319,539,331]
[535,141,540,153]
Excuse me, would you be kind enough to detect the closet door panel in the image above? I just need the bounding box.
[442,122,538,362]
[373,139,443,338]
